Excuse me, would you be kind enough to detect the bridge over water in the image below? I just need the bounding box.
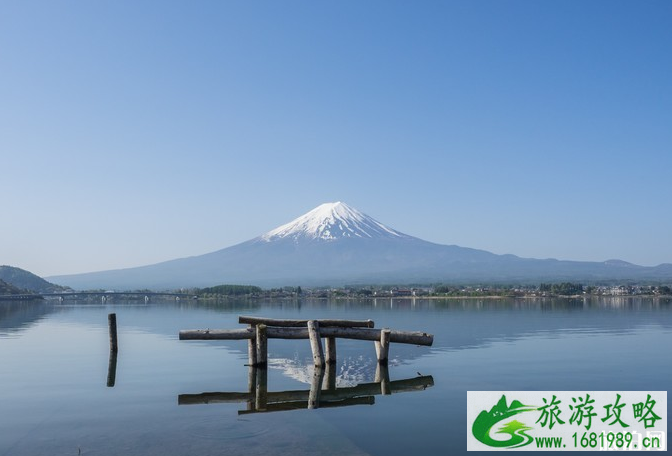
[0,291,196,302]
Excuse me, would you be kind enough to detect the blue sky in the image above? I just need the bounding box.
[2,1,671,277]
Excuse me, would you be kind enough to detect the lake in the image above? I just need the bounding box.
[1,297,670,455]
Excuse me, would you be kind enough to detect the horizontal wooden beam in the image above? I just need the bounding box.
[239,316,375,328]
[179,326,433,346]
[180,328,254,340]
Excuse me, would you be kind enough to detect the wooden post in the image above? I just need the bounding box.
[325,337,337,364]
[324,361,337,391]
[375,363,391,395]
[108,313,118,353]
[106,349,117,387]
[374,328,390,364]
[247,365,257,394]
[247,365,257,411]
[307,320,325,367]
[255,367,268,411]
[255,324,267,367]
[308,366,325,409]
[247,324,257,366]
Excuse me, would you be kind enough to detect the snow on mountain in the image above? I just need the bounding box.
[47,201,672,290]
[259,202,410,242]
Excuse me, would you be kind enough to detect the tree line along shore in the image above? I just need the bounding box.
[183,282,672,300]
[2,282,671,302]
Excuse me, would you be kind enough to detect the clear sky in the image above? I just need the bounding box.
[2,0,671,277]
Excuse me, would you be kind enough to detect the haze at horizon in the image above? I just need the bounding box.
[2,1,671,276]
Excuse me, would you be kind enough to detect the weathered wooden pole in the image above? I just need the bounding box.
[374,328,391,364]
[247,364,257,394]
[179,327,433,346]
[308,366,325,409]
[325,337,337,364]
[247,324,257,366]
[307,320,325,367]
[108,313,118,353]
[106,349,117,387]
[375,363,391,395]
[255,367,268,411]
[324,361,337,391]
[239,316,375,328]
[247,365,257,411]
[255,324,267,367]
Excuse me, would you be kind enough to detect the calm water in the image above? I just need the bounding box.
[1,297,671,456]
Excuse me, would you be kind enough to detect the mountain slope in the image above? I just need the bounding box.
[48,202,672,290]
[0,278,26,295]
[0,265,70,293]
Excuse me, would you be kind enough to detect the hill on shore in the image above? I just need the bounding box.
[0,278,26,295]
[0,265,70,294]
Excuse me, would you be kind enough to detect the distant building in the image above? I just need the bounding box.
[391,288,413,297]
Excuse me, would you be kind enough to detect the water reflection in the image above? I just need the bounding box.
[106,349,118,387]
[2,298,671,456]
[179,363,433,414]
[0,300,53,337]
[268,354,394,387]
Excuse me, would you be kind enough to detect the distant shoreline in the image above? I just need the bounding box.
[194,293,672,301]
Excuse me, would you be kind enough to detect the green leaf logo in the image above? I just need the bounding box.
[472,395,539,449]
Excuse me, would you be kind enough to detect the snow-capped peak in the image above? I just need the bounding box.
[260,202,410,242]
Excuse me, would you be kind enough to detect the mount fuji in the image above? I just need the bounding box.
[49,202,672,290]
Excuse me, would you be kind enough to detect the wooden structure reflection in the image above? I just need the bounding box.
[179,363,433,414]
